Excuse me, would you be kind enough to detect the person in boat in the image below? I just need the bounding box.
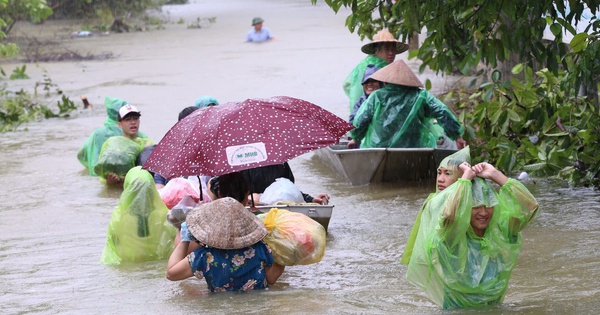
[239,162,330,205]
[77,97,150,176]
[99,166,177,265]
[405,153,539,309]
[343,29,408,115]
[351,59,467,149]
[347,64,383,149]
[246,17,273,43]
[194,95,219,108]
[166,197,285,292]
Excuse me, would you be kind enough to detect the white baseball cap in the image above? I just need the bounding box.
[118,104,141,120]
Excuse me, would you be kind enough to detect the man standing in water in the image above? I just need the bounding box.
[104,105,153,186]
[246,17,273,42]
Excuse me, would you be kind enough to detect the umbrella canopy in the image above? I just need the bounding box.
[143,96,353,178]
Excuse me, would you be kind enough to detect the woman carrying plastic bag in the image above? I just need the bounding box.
[406,161,539,309]
[258,208,326,266]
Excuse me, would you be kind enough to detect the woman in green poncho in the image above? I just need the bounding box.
[351,59,466,149]
[100,166,176,264]
[343,29,408,114]
[405,157,539,309]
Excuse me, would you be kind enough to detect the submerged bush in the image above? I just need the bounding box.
[0,66,76,132]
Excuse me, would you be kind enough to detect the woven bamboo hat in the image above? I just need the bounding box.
[369,59,423,87]
[361,29,409,55]
[186,197,267,249]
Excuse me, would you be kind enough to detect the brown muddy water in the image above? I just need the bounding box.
[1,0,599,314]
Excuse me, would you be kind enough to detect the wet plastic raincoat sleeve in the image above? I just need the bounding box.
[349,91,378,143]
[406,178,538,309]
[422,90,462,141]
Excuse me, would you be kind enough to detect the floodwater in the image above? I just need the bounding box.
[1,0,599,314]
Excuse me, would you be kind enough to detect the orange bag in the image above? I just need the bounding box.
[259,208,326,266]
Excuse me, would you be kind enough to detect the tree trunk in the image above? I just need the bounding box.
[408,32,419,51]
[110,19,130,33]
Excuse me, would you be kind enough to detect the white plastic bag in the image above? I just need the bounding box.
[260,178,304,205]
[166,195,200,228]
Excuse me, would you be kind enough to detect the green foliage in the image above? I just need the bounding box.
[315,0,600,187]
[165,0,188,4]
[9,65,29,79]
[312,0,599,76]
[0,0,53,36]
[0,66,76,132]
[448,64,600,187]
[187,17,216,29]
[89,0,162,20]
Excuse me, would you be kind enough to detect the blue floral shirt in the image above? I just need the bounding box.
[188,241,274,292]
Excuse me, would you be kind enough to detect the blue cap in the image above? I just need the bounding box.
[362,64,380,84]
[194,96,219,108]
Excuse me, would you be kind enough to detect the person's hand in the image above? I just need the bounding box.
[471,162,496,179]
[456,137,467,149]
[459,162,476,180]
[180,222,192,242]
[347,139,359,149]
[312,193,330,205]
[248,193,262,206]
[472,162,508,186]
[106,173,123,186]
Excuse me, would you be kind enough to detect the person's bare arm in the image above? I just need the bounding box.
[472,162,508,186]
[265,263,285,285]
[442,162,475,221]
[166,241,193,281]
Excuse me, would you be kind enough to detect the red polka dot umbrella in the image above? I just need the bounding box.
[143,96,354,177]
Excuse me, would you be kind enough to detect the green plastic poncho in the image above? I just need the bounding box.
[406,177,539,309]
[351,85,463,148]
[93,136,153,180]
[100,166,176,265]
[343,54,388,113]
[401,146,471,265]
[77,97,150,176]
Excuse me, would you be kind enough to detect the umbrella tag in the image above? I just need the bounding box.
[226,142,268,166]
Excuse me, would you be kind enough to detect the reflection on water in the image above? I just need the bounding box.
[1,0,599,314]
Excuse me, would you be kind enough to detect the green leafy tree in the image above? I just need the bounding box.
[0,0,53,36]
[86,0,163,32]
[312,1,598,76]
[313,0,600,186]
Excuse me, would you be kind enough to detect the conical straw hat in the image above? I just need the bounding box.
[361,29,409,55]
[369,60,423,87]
[186,197,267,249]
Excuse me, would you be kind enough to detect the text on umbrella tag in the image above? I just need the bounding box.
[226,142,268,166]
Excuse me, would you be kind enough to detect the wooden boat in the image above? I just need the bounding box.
[252,204,334,232]
[314,143,456,186]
